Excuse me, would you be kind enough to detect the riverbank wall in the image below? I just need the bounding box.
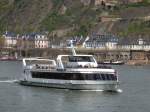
[0,48,150,65]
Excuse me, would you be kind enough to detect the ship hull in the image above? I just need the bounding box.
[19,79,119,92]
[20,67,119,92]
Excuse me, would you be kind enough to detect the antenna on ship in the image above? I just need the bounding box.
[67,40,76,56]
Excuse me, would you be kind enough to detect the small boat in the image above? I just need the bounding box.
[0,56,17,61]
[111,60,124,65]
[18,41,120,91]
[0,56,8,61]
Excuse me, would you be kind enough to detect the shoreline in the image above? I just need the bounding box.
[126,60,150,66]
[1,59,150,66]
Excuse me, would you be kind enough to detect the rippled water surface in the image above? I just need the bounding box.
[0,61,150,112]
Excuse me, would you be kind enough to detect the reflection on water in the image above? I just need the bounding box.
[0,62,150,112]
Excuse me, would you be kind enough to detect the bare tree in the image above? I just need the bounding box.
[0,36,5,56]
[0,36,5,48]
[16,37,23,57]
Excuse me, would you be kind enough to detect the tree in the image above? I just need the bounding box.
[0,36,5,56]
[16,37,23,57]
[0,36,5,48]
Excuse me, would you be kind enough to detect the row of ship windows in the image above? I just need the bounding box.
[31,72,117,81]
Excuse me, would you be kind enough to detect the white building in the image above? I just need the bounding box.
[83,34,118,50]
[3,31,17,48]
[117,38,150,51]
[34,34,49,48]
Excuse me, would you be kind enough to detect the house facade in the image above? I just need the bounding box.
[94,0,143,6]
[121,0,143,4]
[2,32,49,49]
[21,34,35,49]
[83,34,118,50]
[34,34,49,49]
[117,38,150,51]
[17,33,49,49]
[2,31,17,48]
[94,0,119,6]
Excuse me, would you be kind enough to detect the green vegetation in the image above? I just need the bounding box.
[52,0,64,8]
[0,0,150,37]
[126,1,150,8]
[41,1,97,36]
[118,20,150,36]
[112,0,150,15]
[0,35,5,48]
[41,12,70,31]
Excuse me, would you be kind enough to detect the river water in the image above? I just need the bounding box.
[0,61,150,112]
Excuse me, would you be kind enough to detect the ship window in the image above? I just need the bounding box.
[97,74,102,80]
[78,74,84,80]
[72,74,77,80]
[68,56,94,62]
[101,74,106,80]
[106,74,111,80]
[31,72,117,81]
[94,74,101,80]
[85,74,90,80]
[93,74,98,80]
[114,75,117,80]
[109,75,113,80]
[87,74,93,80]
[110,74,117,80]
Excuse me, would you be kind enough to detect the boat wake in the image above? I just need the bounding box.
[117,89,123,93]
[0,79,18,83]
[80,89,123,93]
[80,90,104,92]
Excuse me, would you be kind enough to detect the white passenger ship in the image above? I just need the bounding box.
[19,41,120,91]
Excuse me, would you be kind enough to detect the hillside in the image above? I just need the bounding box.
[0,0,150,38]
[0,0,53,33]
[111,2,150,37]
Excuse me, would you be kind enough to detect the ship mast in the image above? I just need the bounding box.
[69,40,76,56]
